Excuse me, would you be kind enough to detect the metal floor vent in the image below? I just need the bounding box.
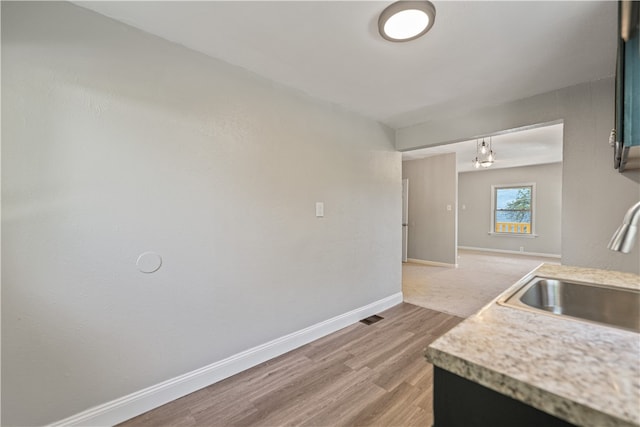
[360,314,384,325]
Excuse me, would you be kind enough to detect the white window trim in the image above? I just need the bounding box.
[489,183,538,238]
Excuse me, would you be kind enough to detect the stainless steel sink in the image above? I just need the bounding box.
[499,277,640,332]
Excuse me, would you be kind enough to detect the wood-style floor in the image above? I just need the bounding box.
[119,303,462,427]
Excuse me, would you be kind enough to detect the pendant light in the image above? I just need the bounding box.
[473,137,496,169]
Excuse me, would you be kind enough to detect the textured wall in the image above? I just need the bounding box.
[458,163,563,256]
[402,154,457,265]
[397,79,640,274]
[1,2,401,425]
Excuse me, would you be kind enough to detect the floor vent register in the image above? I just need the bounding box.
[360,314,384,325]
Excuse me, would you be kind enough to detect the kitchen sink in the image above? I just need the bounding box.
[498,277,640,332]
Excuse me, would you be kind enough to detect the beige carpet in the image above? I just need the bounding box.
[403,249,560,318]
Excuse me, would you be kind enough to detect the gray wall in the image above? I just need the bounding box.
[398,79,640,274]
[458,163,562,256]
[402,154,457,265]
[1,3,401,425]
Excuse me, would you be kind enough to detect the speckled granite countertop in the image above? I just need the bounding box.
[425,264,640,427]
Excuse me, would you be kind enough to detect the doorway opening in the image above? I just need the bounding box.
[399,121,563,316]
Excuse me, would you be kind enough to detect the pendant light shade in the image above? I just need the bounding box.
[472,137,496,169]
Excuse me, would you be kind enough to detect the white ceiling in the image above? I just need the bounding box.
[402,123,564,172]
[75,1,617,129]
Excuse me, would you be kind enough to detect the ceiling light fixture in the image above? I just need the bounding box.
[473,137,496,169]
[378,1,436,42]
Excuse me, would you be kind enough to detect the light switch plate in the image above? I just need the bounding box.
[316,202,324,217]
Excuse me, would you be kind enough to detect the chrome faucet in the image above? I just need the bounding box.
[608,201,640,253]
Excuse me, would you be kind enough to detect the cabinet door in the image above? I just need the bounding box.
[623,32,638,147]
[619,1,639,147]
[433,368,576,427]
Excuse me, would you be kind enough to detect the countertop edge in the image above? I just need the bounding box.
[425,346,636,427]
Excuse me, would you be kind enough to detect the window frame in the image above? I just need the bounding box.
[489,183,537,237]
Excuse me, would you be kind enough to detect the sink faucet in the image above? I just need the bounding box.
[608,201,640,253]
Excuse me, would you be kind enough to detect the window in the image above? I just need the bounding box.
[491,184,536,235]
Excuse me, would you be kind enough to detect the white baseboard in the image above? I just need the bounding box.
[458,246,561,259]
[48,292,403,427]
[406,258,458,268]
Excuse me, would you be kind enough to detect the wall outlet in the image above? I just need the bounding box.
[519,246,524,252]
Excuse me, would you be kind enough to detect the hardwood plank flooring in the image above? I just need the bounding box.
[119,303,462,427]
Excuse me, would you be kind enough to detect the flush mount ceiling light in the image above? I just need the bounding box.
[378,1,436,42]
[473,137,496,169]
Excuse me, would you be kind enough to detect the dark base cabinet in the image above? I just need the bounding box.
[433,367,576,427]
